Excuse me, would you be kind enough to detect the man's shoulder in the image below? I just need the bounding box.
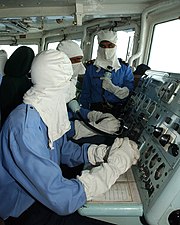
[8,104,41,129]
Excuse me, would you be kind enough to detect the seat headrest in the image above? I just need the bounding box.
[4,46,35,77]
[133,64,151,76]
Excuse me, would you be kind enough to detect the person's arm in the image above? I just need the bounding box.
[66,105,90,139]
[59,135,90,166]
[68,101,90,120]
[3,109,140,215]
[101,64,134,100]
[79,107,90,120]
[77,137,140,201]
[2,112,87,216]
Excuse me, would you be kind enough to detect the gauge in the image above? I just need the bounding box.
[168,143,179,157]
[162,82,178,103]
[144,146,153,159]
[149,153,159,168]
[142,98,150,109]
[154,163,165,180]
[147,101,157,117]
[158,82,168,98]
[134,93,142,110]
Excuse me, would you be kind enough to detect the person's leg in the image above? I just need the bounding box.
[60,211,116,225]
[4,202,63,225]
[5,202,116,225]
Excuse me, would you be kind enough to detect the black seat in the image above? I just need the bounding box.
[133,64,150,88]
[0,46,34,127]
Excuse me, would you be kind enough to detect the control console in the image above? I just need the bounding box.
[121,70,180,225]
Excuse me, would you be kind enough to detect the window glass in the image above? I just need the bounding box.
[92,30,134,61]
[48,39,81,50]
[148,19,180,73]
[0,44,38,57]
[48,42,60,50]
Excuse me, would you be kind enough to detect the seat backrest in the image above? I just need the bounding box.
[0,50,8,86]
[0,46,34,127]
[133,64,151,88]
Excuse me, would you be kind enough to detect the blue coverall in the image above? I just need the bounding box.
[79,60,134,109]
[0,103,90,220]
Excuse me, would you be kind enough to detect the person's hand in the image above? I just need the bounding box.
[91,116,121,134]
[73,116,120,140]
[101,77,115,93]
[87,111,121,134]
[101,77,129,99]
[107,137,140,168]
[68,99,81,113]
[113,86,129,99]
[77,137,140,201]
[87,110,115,123]
[88,144,108,165]
[73,120,97,140]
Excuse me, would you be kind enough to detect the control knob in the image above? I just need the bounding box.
[168,143,179,157]
[168,210,180,225]
[159,134,171,146]
[153,126,163,138]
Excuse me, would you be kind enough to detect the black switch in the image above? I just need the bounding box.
[153,127,163,138]
[168,210,180,225]
[168,143,179,157]
[172,123,179,131]
[155,114,160,119]
[159,134,171,146]
[165,116,172,124]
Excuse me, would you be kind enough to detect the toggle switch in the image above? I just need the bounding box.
[159,134,171,146]
[153,126,163,138]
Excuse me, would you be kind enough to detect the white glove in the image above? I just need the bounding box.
[73,117,120,140]
[77,137,140,201]
[107,137,140,167]
[88,144,108,165]
[77,163,119,201]
[73,120,98,140]
[87,111,121,134]
[101,77,129,99]
[68,99,81,113]
[90,116,121,134]
[87,110,115,123]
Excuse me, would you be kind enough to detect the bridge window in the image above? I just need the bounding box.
[148,19,180,73]
[0,44,38,57]
[48,39,81,50]
[92,30,135,62]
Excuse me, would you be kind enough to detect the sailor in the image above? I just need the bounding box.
[0,49,139,225]
[79,29,134,117]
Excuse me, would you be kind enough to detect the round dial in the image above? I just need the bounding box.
[154,163,165,180]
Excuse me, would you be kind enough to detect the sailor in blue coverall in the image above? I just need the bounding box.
[79,29,134,117]
[0,49,139,225]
